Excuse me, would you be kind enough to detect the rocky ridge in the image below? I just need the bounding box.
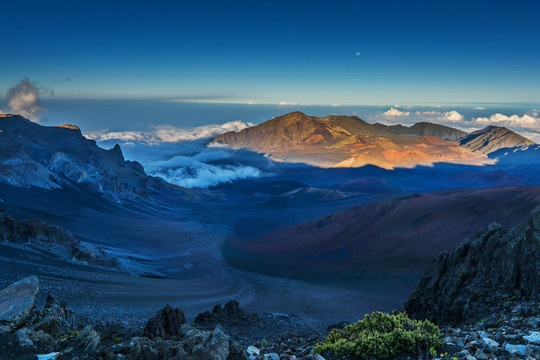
[0,209,165,277]
[405,206,540,325]
[0,114,175,201]
[459,125,535,155]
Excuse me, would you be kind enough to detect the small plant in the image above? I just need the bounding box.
[260,338,269,347]
[475,317,488,325]
[32,309,49,324]
[313,312,443,360]
[58,330,80,340]
[429,347,448,358]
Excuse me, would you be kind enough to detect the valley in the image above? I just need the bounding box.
[0,111,539,329]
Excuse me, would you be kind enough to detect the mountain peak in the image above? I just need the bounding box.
[58,124,81,131]
[460,124,535,154]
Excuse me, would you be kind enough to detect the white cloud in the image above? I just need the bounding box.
[3,77,47,122]
[474,113,540,129]
[519,131,540,143]
[278,101,297,106]
[153,161,262,189]
[414,110,464,122]
[383,107,410,118]
[473,106,485,110]
[441,110,464,122]
[86,120,253,144]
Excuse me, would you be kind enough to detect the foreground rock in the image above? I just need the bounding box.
[406,205,540,325]
[403,205,540,359]
[437,299,540,359]
[0,276,39,334]
[143,304,186,339]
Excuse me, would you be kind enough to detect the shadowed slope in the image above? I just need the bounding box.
[223,186,540,279]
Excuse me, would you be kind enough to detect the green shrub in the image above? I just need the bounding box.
[313,311,443,360]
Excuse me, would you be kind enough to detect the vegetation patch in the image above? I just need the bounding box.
[313,311,443,360]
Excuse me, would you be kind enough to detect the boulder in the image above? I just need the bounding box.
[143,304,186,339]
[73,325,100,354]
[32,295,68,335]
[189,328,231,360]
[195,300,245,325]
[16,327,55,347]
[0,276,39,333]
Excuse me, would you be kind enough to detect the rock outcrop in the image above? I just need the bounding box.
[0,210,120,270]
[405,205,540,325]
[0,276,39,334]
[144,304,186,339]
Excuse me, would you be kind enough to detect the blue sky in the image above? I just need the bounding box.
[1,0,540,105]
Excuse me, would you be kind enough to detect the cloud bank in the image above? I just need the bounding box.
[2,77,48,122]
[415,110,464,122]
[87,120,253,144]
[90,120,273,189]
[474,112,540,129]
[139,146,272,189]
[149,154,263,188]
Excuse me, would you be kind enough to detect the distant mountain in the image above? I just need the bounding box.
[459,125,535,154]
[212,112,466,151]
[212,112,486,169]
[0,114,172,200]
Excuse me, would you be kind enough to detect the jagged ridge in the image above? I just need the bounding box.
[0,114,171,200]
[405,205,540,325]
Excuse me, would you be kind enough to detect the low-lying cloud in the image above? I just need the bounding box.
[383,107,410,118]
[91,121,275,189]
[474,112,540,129]
[140,146,272,189]
[415,110,464,122]
[87,120,253,144]
[2,77,50,122]
[150,156,263,188]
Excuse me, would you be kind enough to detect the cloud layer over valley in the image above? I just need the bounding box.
[88,122,274,189]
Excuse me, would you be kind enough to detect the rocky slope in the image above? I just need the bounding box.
[0,277,321,360]
[0,209,168,277]
[212,112,488,169]
[0,114,173,201]
[405,205,540,325]
[459,125,535,154]
[1,203,539,360]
